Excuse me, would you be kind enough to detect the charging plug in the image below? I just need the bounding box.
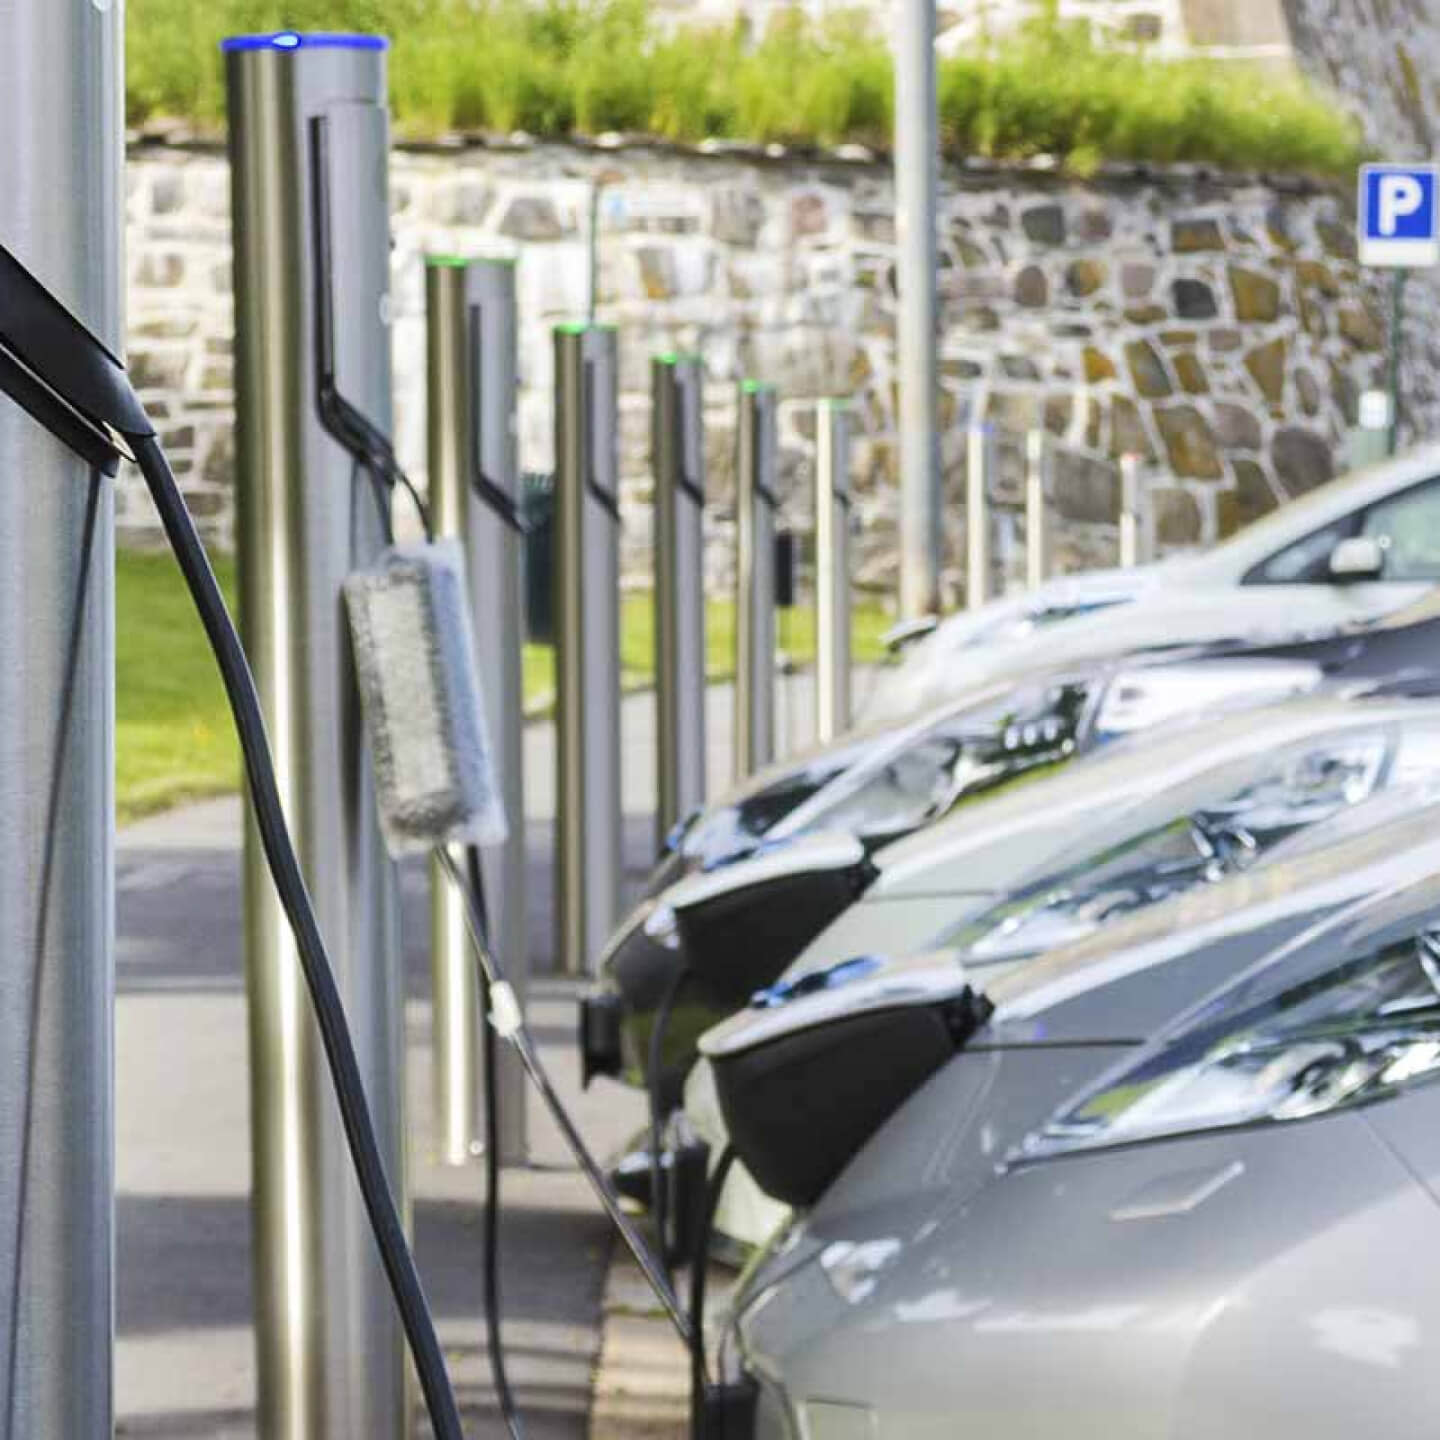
[695,1377,760,1438]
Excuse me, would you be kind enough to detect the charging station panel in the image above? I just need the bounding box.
[226,34,406,1440]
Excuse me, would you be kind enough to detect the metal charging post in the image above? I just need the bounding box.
[1025,429,1049,590]
[735,381,779,779]
[0,3,121,1432]
[425,256,528,1165]
[652,353,707,848]
[966,422,994,610]
[815,399,852,743]
[1119,452,1144,567]
[226,34,407,1440]
[555,325,623,976]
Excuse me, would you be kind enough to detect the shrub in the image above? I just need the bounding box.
[124,0,1362,177]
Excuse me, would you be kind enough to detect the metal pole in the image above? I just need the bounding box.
[1025,429,1048,590]
[895,0,941,621]
[1119,452,1141,567]
[555,325,622,975]
[0,3,120,1433]
[226,35,407,1440]
[816,399,852,743]
[965,423,993,610]
[735,381,779,779]
[1388,268,1405,457]
[652,353,707,848]
[425,257,528,1165]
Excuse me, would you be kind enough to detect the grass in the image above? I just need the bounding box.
[117,548,892,822]
[124,0,1363,177]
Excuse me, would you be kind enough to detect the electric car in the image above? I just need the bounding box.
[723,858,1440,1439]
[682,695,1440,1246]
[590,582,1440,1114]
[867,437,1440,723]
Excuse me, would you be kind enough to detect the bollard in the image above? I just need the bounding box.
[226,34,407,1439]
[0,3,121,1432]
[1025,429,1049,590]
[735,381,780,779]
[425,257,528,1165]
[652,353,707,850]
[815,399,853,743]
[555,325,622,975]
[966,423,995,610]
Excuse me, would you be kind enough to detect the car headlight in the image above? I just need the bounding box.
[1017,928,1440,1161]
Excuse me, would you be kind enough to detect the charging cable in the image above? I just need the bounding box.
[0,240,468,1440]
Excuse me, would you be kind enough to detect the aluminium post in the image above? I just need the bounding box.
[965,423,994,610]
[734,381,779,780]
[0,1,121,1433]
[895,0,942,620]
[425,256,528,1165]
[226,33,408,1440]
[652,353,707,849]
[815,399,853,743]
[1025,429,1049,590]
[1119,452,1142,567]
[554,324,623,975]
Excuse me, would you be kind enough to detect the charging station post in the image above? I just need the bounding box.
[735,381,779,779]
[226,34,408,1439]
[0,4,121,1431]
[652,353,708,848]
[555,324,623,975]
[965,422,994,610]
[815,398,852,744]
[425,256,529,1164]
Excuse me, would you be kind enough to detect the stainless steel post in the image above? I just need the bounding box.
[815,399,852,744]
[1025,429,1048,590]
[0,3,120,1434]
[1119,452,1141,567]
[425,257,528,1165]
[965,423,994,610]
[895,0,941,620]
[735,381,779,779]
[554,325,622,975]
[652,353,707,848]
[226,34,407,1440]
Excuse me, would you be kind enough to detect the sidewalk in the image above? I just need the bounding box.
[114,665,864,1435]
[116,798,648,1438]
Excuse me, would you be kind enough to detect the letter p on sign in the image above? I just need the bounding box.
[1360,164,1440,267]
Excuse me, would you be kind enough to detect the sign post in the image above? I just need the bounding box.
[1358,163,1440,457]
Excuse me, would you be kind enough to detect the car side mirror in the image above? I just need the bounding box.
[1328,536,1385,583]
[881,615,939,655]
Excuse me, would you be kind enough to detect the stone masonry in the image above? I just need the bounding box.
[124,140,1404,599]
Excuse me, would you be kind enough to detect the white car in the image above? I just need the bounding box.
[865,441,1440,723]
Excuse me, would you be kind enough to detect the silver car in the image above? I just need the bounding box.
[724,837,1440,1439]
[687,697,1440,1246]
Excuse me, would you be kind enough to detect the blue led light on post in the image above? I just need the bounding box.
[220,31,389,52]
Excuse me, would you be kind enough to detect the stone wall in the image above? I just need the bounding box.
[123,140,1401,598]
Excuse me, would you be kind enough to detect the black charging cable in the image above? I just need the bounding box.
[435,847,696,1346]
[648,965,691,1281]
[351,435,526,1440]
[134,433,467,1440]
[689,1146,739,1437]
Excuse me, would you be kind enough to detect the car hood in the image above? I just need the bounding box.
[867,581,1398,722]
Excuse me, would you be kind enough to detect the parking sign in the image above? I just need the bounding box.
[1359,164,1440,267]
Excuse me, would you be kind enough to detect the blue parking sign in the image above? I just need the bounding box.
[1359,164,1440,267]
